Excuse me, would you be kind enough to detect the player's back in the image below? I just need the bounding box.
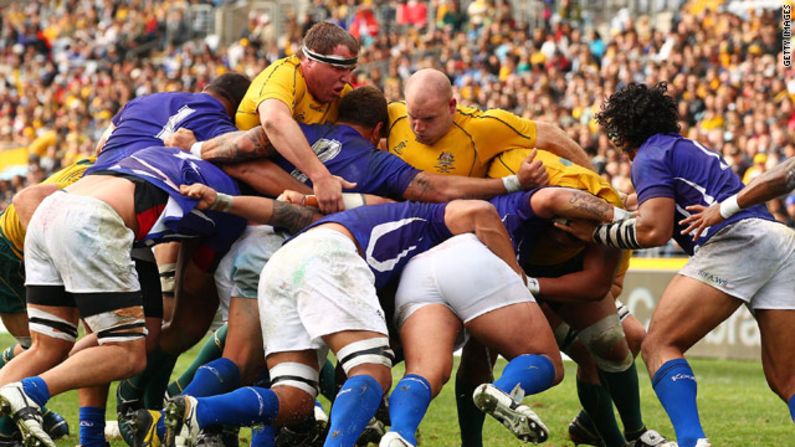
[91,92,236,172]
[273,123,419,199]
[632,133,772,254]
[304,201,452,289]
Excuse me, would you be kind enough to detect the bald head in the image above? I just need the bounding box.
[404,69,456,145]
[404,69,453,106]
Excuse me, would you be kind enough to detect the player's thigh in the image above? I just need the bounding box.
[755,309,795,400]
[551,293,619,330]
[466,301,558,362]
[644,274,740,357]
[400,303,461,396]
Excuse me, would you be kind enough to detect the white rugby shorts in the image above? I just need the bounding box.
[24,191,139,294]
[680,218,795,310]
[258,228,388,358]
[215,225,287,322]
[394,233,533,328]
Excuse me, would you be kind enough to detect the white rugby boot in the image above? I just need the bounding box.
[378,431,414,447]
[0,383,54,447]
[472,383,548,443]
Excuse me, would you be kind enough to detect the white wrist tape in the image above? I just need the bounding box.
[502,175,522,193]
[342,193,366,209]
[209,193,234,212]
[190,141,204,158]
[526,277,540,296]
[612,206,632,222]
[719,194,741,219]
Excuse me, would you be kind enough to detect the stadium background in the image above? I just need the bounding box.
[0,0,791,361]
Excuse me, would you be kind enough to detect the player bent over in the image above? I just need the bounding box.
[381,186,627,447]
[162,186,526,447]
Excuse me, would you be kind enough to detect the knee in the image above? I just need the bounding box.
[115,340,148,378]
[550,355,565,386]
[272,385,315,427]
[621,315,646,357]
[29,335,73,364]
[579,316,633,372]
[407,365,451,397]
[348,365,392,393]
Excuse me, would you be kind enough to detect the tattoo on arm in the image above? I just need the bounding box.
[567,191,612,221]
[271,201,318,234]
[404,173,440,201]
[203,127,276,163]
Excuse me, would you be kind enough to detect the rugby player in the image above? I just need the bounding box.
[487,149,668,447]
[81,72,254,447]
[163,183,532,447]
[136,85,549,447]
[386,68,594,176]
[234,22,362,213]
[0,146,318,447]
[0,159,99,446]
[557,82,795,447]
[381,185,630,447]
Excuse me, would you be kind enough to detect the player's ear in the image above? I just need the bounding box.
[448,97,457,114]
[370,121,384,144]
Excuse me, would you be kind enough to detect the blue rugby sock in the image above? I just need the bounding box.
[788,394,795,422]
[183,358,241,397]
[388,374,432,445]
[20,377,50,407]
[324,375,384,447]
[652,358,705,447]
[494,354,555,396]
[78,407,105,447]
[156,411,166,442]
[195,386,279,428]
[250,425,276,447]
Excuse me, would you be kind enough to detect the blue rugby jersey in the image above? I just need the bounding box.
[302,201,452,289]
[88,92,238,173]
[274,123,420,199]
[98,146,245,269]
[489,190,550,267]
[632,133,772,254]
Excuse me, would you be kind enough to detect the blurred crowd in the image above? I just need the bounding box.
[0,0,792,240]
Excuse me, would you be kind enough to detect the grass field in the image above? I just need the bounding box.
[4,333,791,447]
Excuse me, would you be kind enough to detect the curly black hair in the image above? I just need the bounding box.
[596,82,680,151]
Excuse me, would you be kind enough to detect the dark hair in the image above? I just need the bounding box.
[303,22,359,55]
[596,82,680,150]
[338,86,388,135]
[206,72,251,114]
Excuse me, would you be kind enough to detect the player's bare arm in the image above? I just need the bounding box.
[199,127,277,163]
[535,243,621,303]
[259,99,353,212]
[403,153,549,202]
[534,121,594,170]
[180,183,320,234]
[557,196,674,249]
[222,159,312,198]
[531,187,619,222]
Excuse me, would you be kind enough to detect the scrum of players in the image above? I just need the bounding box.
[0,22,793,447]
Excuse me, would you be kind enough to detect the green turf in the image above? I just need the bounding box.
[1,333,791,446]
